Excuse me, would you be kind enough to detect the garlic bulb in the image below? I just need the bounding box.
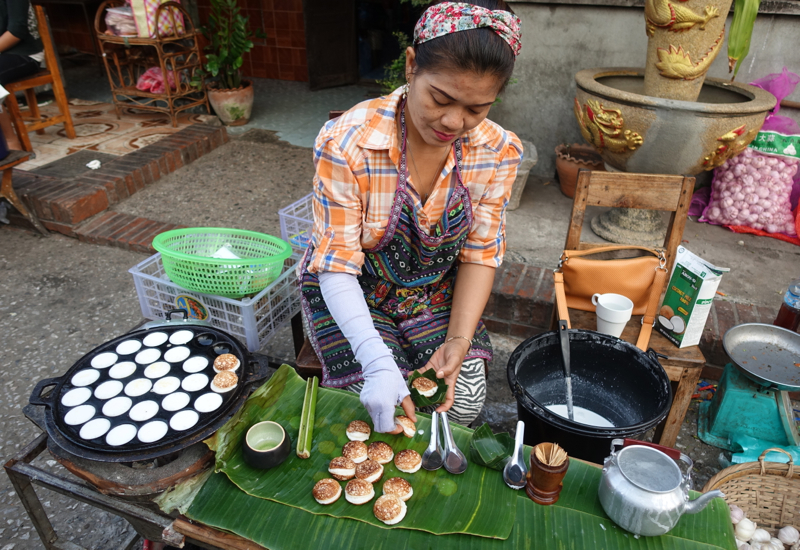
[737,542,752,550]
[751,529,771,543]
[779,526,800,545]
[736,518,757,541]
[769,538,785,550]
[730,505,745,524]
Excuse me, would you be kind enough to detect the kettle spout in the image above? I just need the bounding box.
[684,490,725,515]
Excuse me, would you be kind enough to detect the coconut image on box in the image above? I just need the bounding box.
[657,247,729,348]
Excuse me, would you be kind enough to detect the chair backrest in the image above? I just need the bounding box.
[32,5,59,77]
[565,169,695,285]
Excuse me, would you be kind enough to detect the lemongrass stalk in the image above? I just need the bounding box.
[296,376,318,459]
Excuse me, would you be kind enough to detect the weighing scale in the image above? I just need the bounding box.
[698,323,800,451]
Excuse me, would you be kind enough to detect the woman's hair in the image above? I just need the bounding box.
[413,0,516,91]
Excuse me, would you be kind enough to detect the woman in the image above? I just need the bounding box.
[300,0,523,434]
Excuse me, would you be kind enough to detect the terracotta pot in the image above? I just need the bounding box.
[642,0,733,101]
[208,80,254,126]
[555,143,604,198]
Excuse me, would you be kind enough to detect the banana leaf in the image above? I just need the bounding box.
[469,423,515,471]
[203,365,517,539]
[187,461,737,550]
[407,368,448,407]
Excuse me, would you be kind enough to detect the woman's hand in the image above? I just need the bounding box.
[359,357,417,434]
[419,338,470,412]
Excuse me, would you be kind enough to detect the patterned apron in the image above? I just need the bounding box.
[299,103,492,387]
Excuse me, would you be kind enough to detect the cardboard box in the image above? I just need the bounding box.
[656,247,729,348]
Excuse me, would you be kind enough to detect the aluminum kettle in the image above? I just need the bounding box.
[598,438,724,536]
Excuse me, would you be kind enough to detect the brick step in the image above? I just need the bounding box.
[74,211,185,254]
[485,262,780,368]
[8,122,228,237]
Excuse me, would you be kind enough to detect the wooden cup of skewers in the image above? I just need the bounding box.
[526,443,569,505]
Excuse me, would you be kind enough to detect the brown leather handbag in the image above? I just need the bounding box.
[553,245,668,351]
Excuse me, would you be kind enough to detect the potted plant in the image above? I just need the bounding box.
[193,0,265,126]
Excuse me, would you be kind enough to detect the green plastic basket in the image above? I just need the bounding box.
[152,228,292,299]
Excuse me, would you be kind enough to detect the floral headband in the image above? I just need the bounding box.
[414,2,522,57]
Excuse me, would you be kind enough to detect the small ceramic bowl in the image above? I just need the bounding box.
[242,421,291,469]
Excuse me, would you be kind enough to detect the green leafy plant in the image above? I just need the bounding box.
[192,0,266,90]
[377,31,412,96]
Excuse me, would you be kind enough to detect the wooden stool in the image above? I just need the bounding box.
[0,150,48,236]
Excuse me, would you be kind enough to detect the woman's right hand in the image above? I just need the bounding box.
[360,357,417,433]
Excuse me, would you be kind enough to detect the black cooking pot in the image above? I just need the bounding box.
[507,329,672,464]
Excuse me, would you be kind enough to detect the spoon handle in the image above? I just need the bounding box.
[514,420,525,462]
[428,411,439,453]
[440,411,455,452]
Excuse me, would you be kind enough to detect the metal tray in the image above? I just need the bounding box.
[723,323,800,391]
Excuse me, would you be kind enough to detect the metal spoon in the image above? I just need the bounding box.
[440,411,468,474]
[502,420,528,489]
[421,411,444,471]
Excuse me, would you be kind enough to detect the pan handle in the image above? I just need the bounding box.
[29,376,62,408]
[647,349,668,362]
[166,309,189,321]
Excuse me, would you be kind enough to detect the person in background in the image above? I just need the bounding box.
[300,0,523,433]
[0,0,43,149]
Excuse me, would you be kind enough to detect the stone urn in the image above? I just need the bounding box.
[573,68,775,244]
[574,68,776,175]
[208,80,254,126]
[643,0,733,101]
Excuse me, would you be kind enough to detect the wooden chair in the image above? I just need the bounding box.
[551,169,702,448]
[5,4,76,153]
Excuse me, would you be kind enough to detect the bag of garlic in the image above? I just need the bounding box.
[700,68,800,245]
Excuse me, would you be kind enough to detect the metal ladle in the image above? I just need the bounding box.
[421,410,444,471]
[440,411,468,474]
[502,420,528,489]
[558,320,575,421]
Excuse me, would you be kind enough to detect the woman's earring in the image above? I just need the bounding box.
[402,82,409,99]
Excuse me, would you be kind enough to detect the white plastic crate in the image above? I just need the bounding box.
[279,193,313,255]
[129,253,300,352]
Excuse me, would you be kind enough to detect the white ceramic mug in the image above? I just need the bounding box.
[592,293,634,338]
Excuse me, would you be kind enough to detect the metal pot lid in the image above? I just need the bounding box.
[617,446,682,494]
[723,323,800,391]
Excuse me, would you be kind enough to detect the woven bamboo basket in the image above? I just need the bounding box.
[702,448,800,536]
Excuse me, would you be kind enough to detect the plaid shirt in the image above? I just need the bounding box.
[308,87,522,276]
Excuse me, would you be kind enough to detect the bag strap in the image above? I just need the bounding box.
[562,245,662,260]
[636,266,667,351]
[553,262,668,351]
